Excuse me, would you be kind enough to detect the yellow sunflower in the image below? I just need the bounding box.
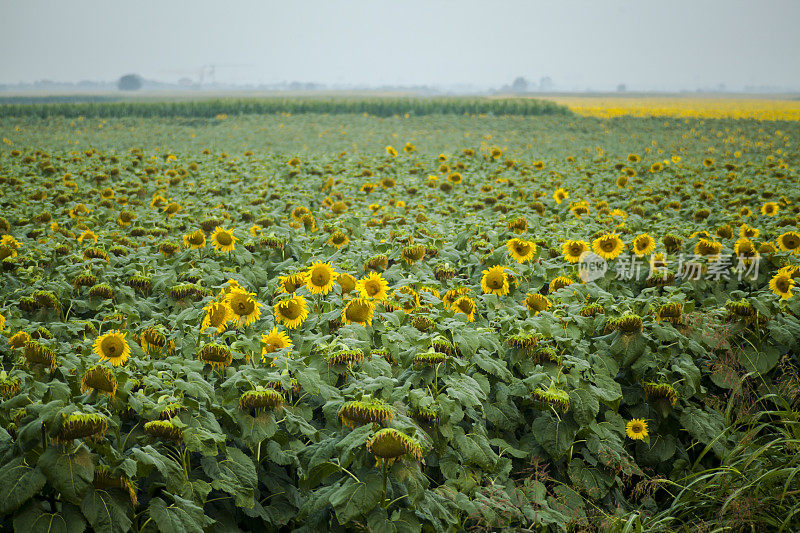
[481,265,510,296]
[761,202,779,216]
[739,223,759,240]
[563,240,590,263]
[274,294,309,329]
[0,312,4,331]
[278,272,308,294]
[306,261,337,295]
[592,234,625,260]
[337,273,357,294]
[770,273,795,300]
[93,330,130,366]
[356,272,389,300]
[385,145,398,157]
[777,231,800,254]
[328,231,349,249]
[201,300,232,333]
[524,293,552,313]
[261,327,292,363]
[225,288,261,327]
[626,418,648,440]
[451,295,476,322]
[631,234,655,256]
[210,226,237,253]
[341,298,375,326]
[78,230,99,244]
[507,238,537,263]
[553,188,569,204]
[183,229,206,249]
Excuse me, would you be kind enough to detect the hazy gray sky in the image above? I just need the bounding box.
[2,0,799,90]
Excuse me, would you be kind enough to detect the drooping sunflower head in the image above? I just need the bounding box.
[239,389,284,411]
[57,412,109,443]
[507,238,537,263]
[734,238,759,264]
[24,340,57,371]
[325,348,365,367]
[338,399,393,429]
[201,300,232,333]
[626,418,649,440]
[592,233,624,260]
[144,420,183,441]
[532,386,571,412]
[553,188,569,204]
[739,223,759,240]
[524,292,552,313]
[183,229,206,249]
[662,234,683,253]
[337,272,357,294]
[93,331,130,366]
[644,382,677,406]
[261,327,292,362]
[548,276,574,294]
[225,288,261,327]
[274,294,309,329]
[198,343,233,370]
[562,240,590,263]
[80,365,117,397]
[481,265,510,296]
[278,271,308,294]
[210,226,237,253]
[306,261,337,295]
[367,428,423,467]
[451,295,476,322]
[356,272,389,301]
[656,302,682,324]
[434,263,456,281]
[694,238,723,258]
[401,244,427,264]
[342,298,375,326]
[632,234,655,256]
[611,314,643,335]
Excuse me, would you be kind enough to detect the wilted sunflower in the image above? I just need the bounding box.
[210,226,237,253]
[481,265,510,296]
[734,238,759,265]
[367,428,423,467]
[357,272,389,300]
[80,365,117,397]
[451,295,476,322]
[239,389,284,411]
[549,276,574,293]
[93,331,130,366]
[770,272,794,300]
[198,343,233,370]
[78,229,99,244]
[8,330,31,350]
[225,288,261,327]
[626,418,649,440]
[183,229,206,249]
[201,300,232,333]
[507,238,537,263]
[632,234,655,256]
[306,261,337,295]
[57,413,108,443]
[777,231,800,254]
[274,294,309,329]
[593,233,624,260]
[524,293,552,313]
[261,327,292,362]
[342,298,375,326]
[694,238,723,259]
[338,399,393,428]
[562,240,590,263]
[139,326,173,355]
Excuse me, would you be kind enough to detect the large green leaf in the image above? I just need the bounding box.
[148,496,215,533]
[80,487,132,533]
[329,472,383,524]
[0,458,47,515]
[37,445,94,505]
[201,447,257,508]
[13,501,86,533]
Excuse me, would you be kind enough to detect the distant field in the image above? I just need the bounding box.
[544,94,800,120]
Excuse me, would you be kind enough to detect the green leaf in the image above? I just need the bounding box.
[148,496,215,533]
[330,472,383,524]
[569,387,599,426]
[13,501,86,533]
[80,487,132,533]
[37,445,94,505]
[680,406,726,458]
[0,458,46,515]
[533,414,578,459]
[201,447,257,508]
[567,459,614,500]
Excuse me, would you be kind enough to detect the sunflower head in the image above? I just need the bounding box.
[770,273,795,300]
[57,412,108,443]
[144,420,183,441]
[593,233,625,260]
[274,294,309,329]
[662,234,683,253]
[306,261,337,295]
[325,348,365,367]
[563,240,589,263]
[548,276,574,294]
[531,386,570,412]
[183,229,206,249]
[211,226,237,253]
[643,382,677,407]
[626,418,649,440]
[198,343,233,369]
[225,288,261,327]
[356,272,389,300]
[451,295,476,322]
[656,302,682,324]
[434,263,456,281]
[507,238,537,263]
[261,327,292,362]
[337,273,357,294]
[80,365,117,397]
[524,293,552,313]
[338,399,393,429]
[632,234,655,256]
[481,265,510,296]
[342,298,375,326]
[93,331,130,366]
[778,231,800,254]
[239,389,284,411]
[401,244,427,264]
[413,352,449,369]
[367,428,423,467]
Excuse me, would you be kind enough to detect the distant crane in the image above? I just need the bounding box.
[160,64,253,86]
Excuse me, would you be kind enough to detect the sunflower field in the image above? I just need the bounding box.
[1,97,800,532]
